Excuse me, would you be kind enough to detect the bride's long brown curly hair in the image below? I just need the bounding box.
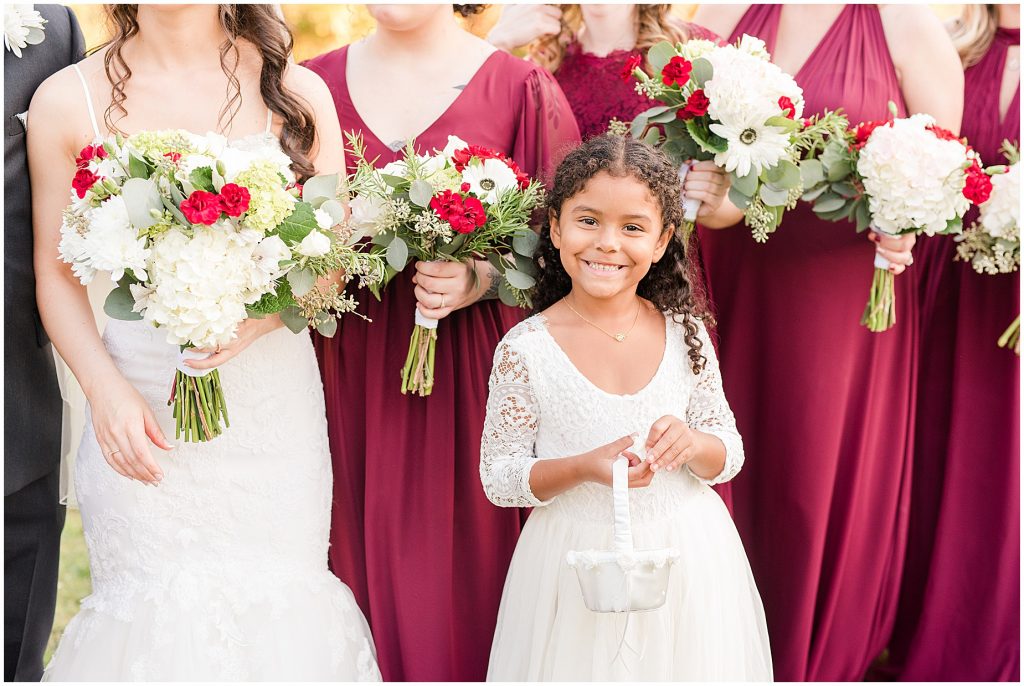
[99,4,316,180]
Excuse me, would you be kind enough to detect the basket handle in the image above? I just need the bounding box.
[612,457,634,553]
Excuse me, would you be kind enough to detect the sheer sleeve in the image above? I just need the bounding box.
[479,336,552,508]
[684,320,744,486]
[511,68,581,184]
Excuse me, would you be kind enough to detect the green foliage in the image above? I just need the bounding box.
[103,280,143,321]
[189,167,214,193]
[247,279,296,316]
[276,202,318,244]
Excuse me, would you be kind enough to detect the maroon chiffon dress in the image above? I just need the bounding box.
[697,5,917,681]
[553,22,719,140]
[304,47,580,682]
[883,26,1020,682]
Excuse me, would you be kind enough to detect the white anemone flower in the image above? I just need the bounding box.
[461,158,519,203]
[709,112,790,177]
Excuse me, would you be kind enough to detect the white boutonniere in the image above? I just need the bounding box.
[4,5,46,58]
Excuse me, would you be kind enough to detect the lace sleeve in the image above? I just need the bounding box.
[479,337,552,508]
[685,321,744,486]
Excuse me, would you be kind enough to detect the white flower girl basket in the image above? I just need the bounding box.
[566,457,680,613]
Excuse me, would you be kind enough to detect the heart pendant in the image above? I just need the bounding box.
[614,333,626,342]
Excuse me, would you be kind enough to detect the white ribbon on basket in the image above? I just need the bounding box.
[678,160,702,223]
[610,457,643,668]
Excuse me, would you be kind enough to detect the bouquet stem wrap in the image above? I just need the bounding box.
[861,229,898,332]
[170,349,229,442]
[677,160,702,233]
[401,310,439,396]
[999,315,1020,355]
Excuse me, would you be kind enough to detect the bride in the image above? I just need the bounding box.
[28,5,380,680]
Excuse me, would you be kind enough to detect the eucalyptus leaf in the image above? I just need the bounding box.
[691,57,713,87]
[800,159,824,187]
[831,181,859,198]
[765,159,801,188]
[639,105,672,119]
[648,109,679,124]
[320,199,346,225]
[647,41,677,73]
[302,174,339,206]
[437,233,467,256]
[386,235,409,271]
[629,115,649,140]
[287,267,316,298]
[854,200,872,232]
[370,232,395,248]
[379,174,407,190]
[731,170,759,197]
[642,127,661,147]
[280,306,308,334]
[512,230,539,257]
[801,184,828,202]
[813,193,846,213]
[409,179,434,208]
[497,279,520,308]
[728,186,752,210]
[103,282,143,321]
[759,183,790,207]
[514,252,539,277]
[826,160,852,183]
[121,178,162,230]
[504,269,536,290]
[315,317,338,337]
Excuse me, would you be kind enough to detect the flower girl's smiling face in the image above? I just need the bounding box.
[550,171,671,300]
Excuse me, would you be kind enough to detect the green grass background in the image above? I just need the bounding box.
[45,509,90,664]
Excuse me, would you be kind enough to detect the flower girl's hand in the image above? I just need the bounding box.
[645,415,698,473]
[580,434,656,489]
[188,315,284,371]
[868,230,916,275]
[91,378,172,484]
[412,259,480,321]
[683,160,730,217]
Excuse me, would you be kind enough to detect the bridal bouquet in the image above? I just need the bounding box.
[628,34,848,240]
[59,130,384,442]
[800,108,991,331]
[955,141,1020,353]
[343,133,544,396]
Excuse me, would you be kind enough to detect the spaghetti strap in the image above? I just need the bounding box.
[265,109,274,135]
[71,63,102,140]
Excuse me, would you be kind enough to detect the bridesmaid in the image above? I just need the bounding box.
[883,4,1020,681]
[691,4,963,681]
[303,5,580,681]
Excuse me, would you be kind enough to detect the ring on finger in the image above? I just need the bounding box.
[440,293,447,309]
[215,344,222,354]
[109,448,121,458]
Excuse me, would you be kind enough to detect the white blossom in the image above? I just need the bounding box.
[296,230,332,257]
[461,158,519,202]
[4,4,45,58]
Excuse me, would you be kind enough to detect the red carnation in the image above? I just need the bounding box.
[75,144,107,169]
[218,183,251,217]
[660,56,692,87]
[621,53,643,82]
[163,151,182,164]
[430,190,463,221]
[452,144,505,172]
[962,158,993,205]
[778,96,797,119]
[852,119,889,149]
[180,190,222,225]
[72,169,101,199]
[460,182,471,193]
[927,125,960,142]
[456,196,488,233]
[677,89,710,120]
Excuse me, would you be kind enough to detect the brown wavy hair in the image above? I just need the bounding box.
[949,4,999,69]
[454,5,487,18]
[535,134,709,374]
[99,4,317,180]
[529,4,696,73]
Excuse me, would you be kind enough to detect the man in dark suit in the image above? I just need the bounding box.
[5,5,85,681]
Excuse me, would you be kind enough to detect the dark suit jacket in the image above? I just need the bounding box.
[5,5,85,495]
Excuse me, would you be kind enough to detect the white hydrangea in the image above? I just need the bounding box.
[677,38,717,62]
[143,225,269,348]
[58,195,150,284]
[979,161,1020,240]
[735,33,770,60]
[858,116,971,236]
[704,43,805,136]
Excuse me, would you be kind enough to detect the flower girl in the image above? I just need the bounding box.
[480,134,773,680]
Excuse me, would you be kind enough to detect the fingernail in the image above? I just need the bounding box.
[651,463,659,471]
[155,474,163,481]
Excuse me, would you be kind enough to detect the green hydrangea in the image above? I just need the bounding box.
[234,160,296,233]
[127,130,195,160]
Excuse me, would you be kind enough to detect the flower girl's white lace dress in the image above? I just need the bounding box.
[43,86,380,680]
[481,314,773,681]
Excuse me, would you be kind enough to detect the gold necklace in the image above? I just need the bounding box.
[562,296,642,343]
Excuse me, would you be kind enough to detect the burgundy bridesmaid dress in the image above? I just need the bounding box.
[697,5,917,680]
[304,47,579,682]
[883,26,1020,682]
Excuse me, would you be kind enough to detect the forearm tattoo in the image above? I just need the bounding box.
[479,263,503,301]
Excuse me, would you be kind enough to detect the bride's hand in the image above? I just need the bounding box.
[90,378,172,484]
[187,315,285,371]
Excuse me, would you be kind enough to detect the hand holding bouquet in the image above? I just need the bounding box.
[59,130,383,441]
[629,34,847,240]
[800,107,990,331]
[343,133,544,396]
[955,141,1020,352]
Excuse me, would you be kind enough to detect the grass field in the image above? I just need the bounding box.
[45,509,91,664]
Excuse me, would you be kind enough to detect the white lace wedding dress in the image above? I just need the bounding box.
[43,73,380,681]
[481,314,773,681]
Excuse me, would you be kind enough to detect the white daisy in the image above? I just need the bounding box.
[709,111,790,177]
[461,158,518,203]
[4,5,46,58]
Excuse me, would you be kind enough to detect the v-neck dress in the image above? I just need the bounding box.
[696,5,917,681]
[304,45,580,682]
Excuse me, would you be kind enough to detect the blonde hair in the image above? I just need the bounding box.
[528,4,694,73]
[949,4,999,69]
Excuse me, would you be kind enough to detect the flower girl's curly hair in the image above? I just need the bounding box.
[534,134,710,374]
[99,5,317,180]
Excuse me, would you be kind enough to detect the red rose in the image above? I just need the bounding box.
[778,96,796,119]
[677,89,710,120]
[660,56,692,87]
[72,169,101,199]
[180,190,222,225]
[75,144,107,169]
[962,158,993,205]
[621,53,643,82]
[218,183,251,217]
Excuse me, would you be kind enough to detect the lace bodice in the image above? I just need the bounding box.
[480,314,744,522]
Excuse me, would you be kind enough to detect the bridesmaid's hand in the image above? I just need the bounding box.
[645,415,699,473]
[868,230,916,276]
[683,160,731,217]
[486,4,563,52]
[90,377,171,484]
[188,315,285,371]
[412,259,483,321]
